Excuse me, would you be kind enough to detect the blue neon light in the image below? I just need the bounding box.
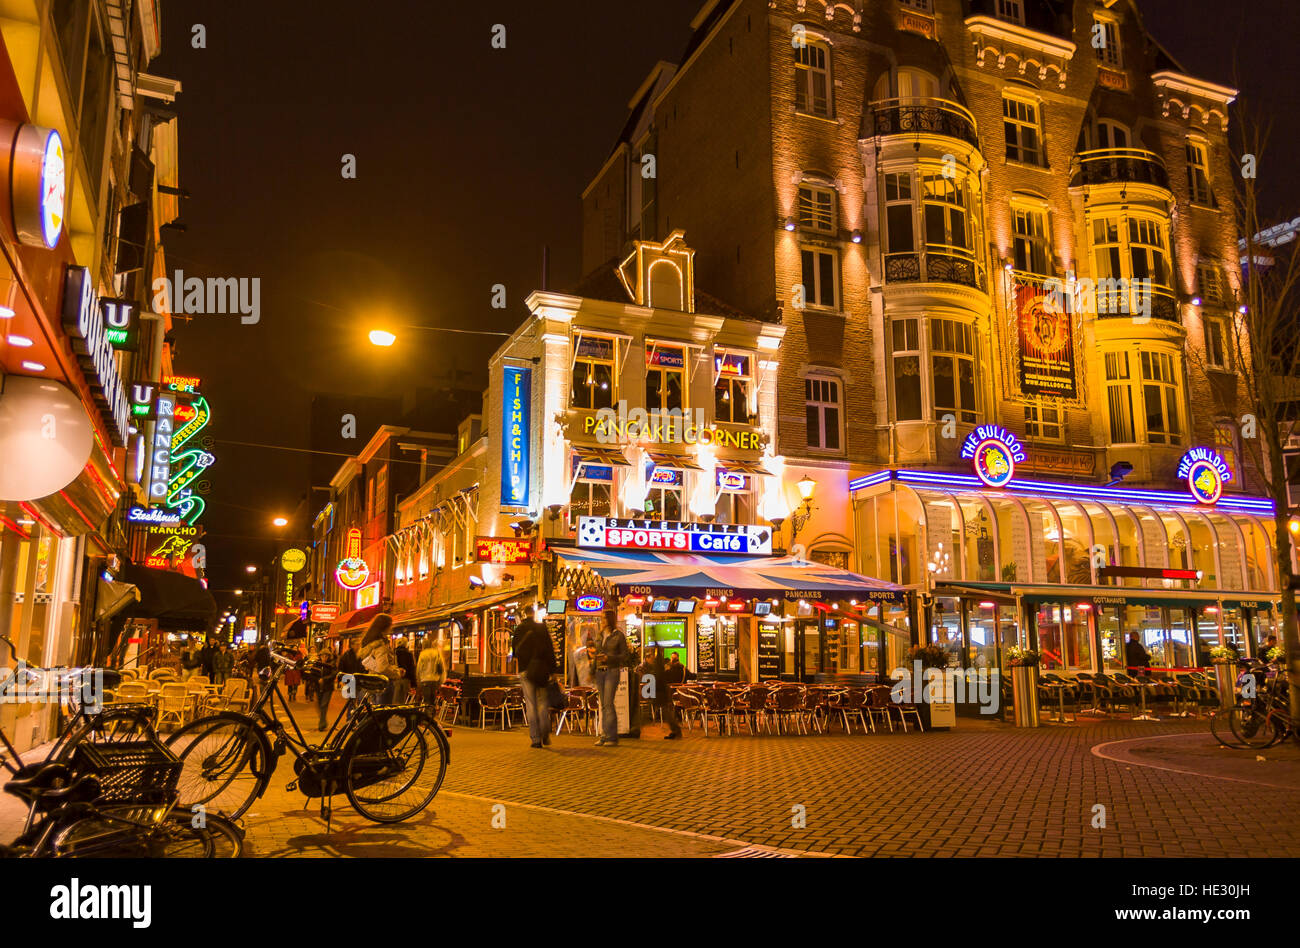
[501,366,531,507]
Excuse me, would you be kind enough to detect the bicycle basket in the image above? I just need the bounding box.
[69,740,182,803]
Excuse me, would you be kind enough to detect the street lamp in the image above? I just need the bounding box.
[272,516,288,527]
[791,475,817,538]
[369,329,396,347]
[245,565,257,574]
[368,324,511,347]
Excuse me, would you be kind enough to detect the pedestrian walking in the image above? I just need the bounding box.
[212,642,235,687]
[310,643,339,730]
[199,639,216,679]
[394,639,417,703]
[586,609,630,747]
[416,634,447,710]
[514,617,557,748]
[284,660,302,702]
[357,614,404,704]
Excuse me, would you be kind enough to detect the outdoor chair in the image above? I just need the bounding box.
[1094,673,1136,714]
[479,687,510,730]
[702,687,736,736]
[800,687,830,734]
[889,685,924,732]
[867,686,895,732]
[108,681,151,707]
[434,683,461,726]
[584,690,603,732]
[155,683,191,731]
[734,685,771,734]
[769,686,805,735]
[842,688,871,733]
[672,688,702,731]
[556,690,588,734]
[204,677,250,714]
[148,667,178,682]
[503,686,525,728]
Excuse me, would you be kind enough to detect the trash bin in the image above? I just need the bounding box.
[1011,664,1040,727]
[1213,663,1237,710]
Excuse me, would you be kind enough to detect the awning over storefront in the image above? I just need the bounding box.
[119,564,217,630]
[938,581,1278,609]
[326,603,382,638]
[95,578,140,622]
[555,547,905,603]
[391,587,536,630]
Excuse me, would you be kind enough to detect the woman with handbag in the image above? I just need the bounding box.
[513,618,558,749]
[357,613,403,704]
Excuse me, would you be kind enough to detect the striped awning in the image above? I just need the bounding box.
[555,547,905,603]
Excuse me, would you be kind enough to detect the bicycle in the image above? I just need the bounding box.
[1209,664,1297,750]
[166,642,449,829]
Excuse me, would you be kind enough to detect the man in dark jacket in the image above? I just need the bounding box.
[1125,633,1152,673]
[198,640,216,679]
[649,647,681,740]
[336,633,364,701]
[394,640,417,702]
[513,619,557,748]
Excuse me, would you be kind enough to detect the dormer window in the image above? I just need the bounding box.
[1093,15,1122,68]
[995,0,1024,25]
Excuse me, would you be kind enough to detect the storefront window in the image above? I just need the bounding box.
[882,601,912,674]
[1137,607,1166,667]
[716,615,740,676]
[967,602,998,670]
[931,597,961,667]
[1218,607,1245,654]
[1035,603,1091,671]
[1098,605,1125,671]
[960,501,996,582]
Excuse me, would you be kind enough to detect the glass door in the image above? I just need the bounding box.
[967,602,998,671]
[1167,608,1194,669]
[796,618,820,682]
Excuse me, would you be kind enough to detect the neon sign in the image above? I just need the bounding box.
[474,536,534,565]
[356,582,380,610]
[575,595,604,613]
[164,393,213,524]
[1178,448,1231,505]
[336,527,370,590]
[11,124,64,249]
[960,425,1026,488]
[501,365,531,507]
[577,517,772,555]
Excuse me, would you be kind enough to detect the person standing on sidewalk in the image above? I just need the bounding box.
[416,634,447,710]
[311,644,339,731]
[587,610,629,747]
[514,618,558,748]
[650,646,682,740]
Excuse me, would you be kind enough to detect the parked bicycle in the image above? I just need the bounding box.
[1208,662,1296,750]
[0,637,243,857]
[166,642,449,829]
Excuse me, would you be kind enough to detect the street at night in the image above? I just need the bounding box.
[1,0,1299,929]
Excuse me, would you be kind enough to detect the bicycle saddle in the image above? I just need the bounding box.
[30,772,103,809]
[343,673,390,693]
[4,762,71,799]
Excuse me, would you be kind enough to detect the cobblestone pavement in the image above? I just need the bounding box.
[6,705,1300,857]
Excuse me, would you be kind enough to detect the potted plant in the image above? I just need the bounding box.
[1006,646,1040,726]
[905,644,951,729]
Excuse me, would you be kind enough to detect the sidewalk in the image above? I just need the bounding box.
[1092,729,1300,791]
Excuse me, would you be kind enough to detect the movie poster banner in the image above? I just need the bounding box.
[1015,281,1076,398]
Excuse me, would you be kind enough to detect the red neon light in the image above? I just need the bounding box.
[57,490,97,531]
[726,602,745,611]
[1159,569,1200,580]
[18,503,64,540]
[624,596,645,606]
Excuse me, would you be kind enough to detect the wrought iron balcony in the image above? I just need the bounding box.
[884,250,985,291]
[1071,148,1170,190]
[869,97,979,149]
[1092,283,1180,324]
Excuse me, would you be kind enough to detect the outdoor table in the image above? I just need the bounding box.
[1039,681,1072,724]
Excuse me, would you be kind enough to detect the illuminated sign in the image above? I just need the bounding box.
[130,384,154,417]
[575,595,605,613]
[299,601,310,622]
[244,616,257,630]
[164,376,202,393]
[501,365,531,507]
[311,603,341,623]
[61,266,130,446]
[281,548,307,573]
[143,523,200,570]
[164,393,213,524]
[716,471,747,491]
[11,124,64,249]
[577,517,772,555]
[474,536,534,565]
[1178,448,1231,505]
[648,467,682,486]
[356,582,380,610]
[127,506,182,525]
[583,413,764,450]
[284,572,293,608]
[960,425,1025,489]
[102,299,138,351]
[336,527,370,590]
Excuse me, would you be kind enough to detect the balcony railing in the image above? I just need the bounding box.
[1092,283,1180,324]
[869,97,979,149]
[884,249,985,291]
[1071,148,1170,190]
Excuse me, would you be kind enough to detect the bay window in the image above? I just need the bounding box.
[930,318,977,424]
[1140,350,1181,445]
[1104,348,1183,446]
[891,318,923,421]
[923,174,970,255]
[1105,350,1136,443]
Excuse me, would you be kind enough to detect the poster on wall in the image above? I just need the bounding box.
[1015,281,1076,398]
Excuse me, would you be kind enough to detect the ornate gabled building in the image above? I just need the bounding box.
[581,0,1282,678]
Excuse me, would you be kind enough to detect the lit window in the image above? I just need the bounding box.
[1186,140,1214,206]
[922,173,970,253]
[714,351,754,424]
[1140,350,1181,445]
[1003,95,1044,166]
[995,0,1024,24]
[805,376,843,450]
[884,172,915,254]
[794,40,832,117]
[1024,404,1063,441]
[1012,206,1050,275]
[930,318,977,424]
[644,467,684,519]
[1091,213,1171,289]
[1105,351,1135,444]
[572,333,616,410]
[714,473,755,525]
[1197,262,1226,305]
[646,343,687,412]
[1204,316,1229,370]
[1214,421,1239,484]
[891,319,923,422]
[800,247,839,309]
[570,460,613,524]
[797,184,836,232]
[1093,17,1122,68]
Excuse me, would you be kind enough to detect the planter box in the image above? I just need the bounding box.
[1010,665,1040,727]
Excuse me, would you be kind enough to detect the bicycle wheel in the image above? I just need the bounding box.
[168,716,266,820]
[1227,706,1280,749]
[201,812,245,858]
[52,807,214,858]
[51,705,160,761]
[343,710,447,823]
[1208,708,1248,748]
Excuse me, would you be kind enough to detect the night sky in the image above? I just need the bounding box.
[150,0,1299,604]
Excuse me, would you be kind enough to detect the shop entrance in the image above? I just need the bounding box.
[643,617,689,668]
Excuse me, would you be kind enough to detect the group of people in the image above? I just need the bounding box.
[510,608,688,749]
[179,639,237,685]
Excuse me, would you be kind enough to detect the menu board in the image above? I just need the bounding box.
[697,624,716,674]
[545,616,565,663]
[757,624,782,679]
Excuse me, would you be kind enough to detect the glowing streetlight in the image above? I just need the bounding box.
[272,517,288,527]
[369,329,397,347]
[245,565,258,574]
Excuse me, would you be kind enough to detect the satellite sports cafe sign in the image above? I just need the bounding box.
[577,516,772,555]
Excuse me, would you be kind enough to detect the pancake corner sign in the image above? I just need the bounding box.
[1178,448,1231,504]
[960,425,1026,488]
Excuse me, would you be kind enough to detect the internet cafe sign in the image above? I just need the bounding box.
[61,266,131,446]
[578,516,772,555]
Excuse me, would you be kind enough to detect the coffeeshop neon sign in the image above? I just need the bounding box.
[1178,448,1231,505]
[336,527,370,590]
[960,425,1026,489]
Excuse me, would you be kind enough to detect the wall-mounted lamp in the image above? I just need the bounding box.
[851,230,862,244]
[783,217,796,232]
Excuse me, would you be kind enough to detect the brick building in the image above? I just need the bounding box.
[580,0,1283,676]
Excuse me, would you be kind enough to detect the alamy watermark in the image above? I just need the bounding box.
[0,664,104,710]
[152,270,260,324]
[891,661,1000,715]
[1038,271,1155,322]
